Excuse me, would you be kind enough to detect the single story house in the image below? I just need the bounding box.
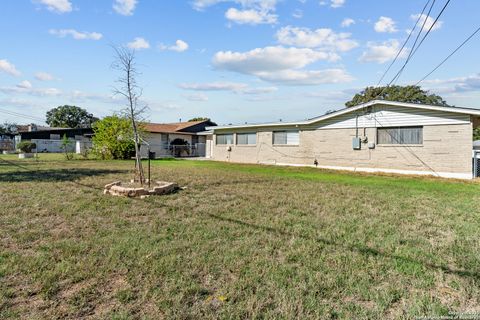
[206,100,480,179]
[15,124,93,153]
[141,119,216,158]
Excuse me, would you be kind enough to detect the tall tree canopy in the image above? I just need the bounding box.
[345,86,451,108]
[46,105,98,128]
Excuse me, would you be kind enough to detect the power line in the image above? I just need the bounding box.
[389,0,452,86]
[415,25,480,86]
[387,0,438,86]
[0,107,45,123]
[0,109,44,122]
[376,0,432,86]
[369,0,439,102]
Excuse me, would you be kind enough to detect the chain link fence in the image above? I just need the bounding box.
[474,151,480,178]
[141,143,206,158]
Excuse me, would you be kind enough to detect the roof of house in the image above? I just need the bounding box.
[208,100,480,131]
[16,125,56,132]
[143,120,213,134]
[16,125,93,134]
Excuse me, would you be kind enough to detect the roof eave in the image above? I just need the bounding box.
[209,100,480,132]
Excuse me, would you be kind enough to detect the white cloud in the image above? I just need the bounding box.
[359,40,408,64]
[49,29,103,40]
[341,18,355,27]
[0,59,21,76]
[0,85,62,97]
[37,0,72,13]
[179,82,279,94]
[16,81,32,89]
[225,7,277,24]
[192,0,277,11]
[127,37,150,50]
[411,13,443,32]
[212,46,352,85]
[330,0,345,8]
[113,0,138,16]
[0,98,44,109]
[179,82,248,91]
[35,72,55,81]
[254,69,353,85]
[213,46,339,74]
[374,16,397,33]
[182,93,209,101]
[422,73,480,94]
[159,40,189,52]
[69,90,121,104]
[292,9,303,19]
[306,88,358,101]
[241,86,278,94]
[192,0,278,25]
[276,26,358,52]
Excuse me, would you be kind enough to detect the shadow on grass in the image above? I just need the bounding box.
[0,168,128,183]
[208,213,480,281]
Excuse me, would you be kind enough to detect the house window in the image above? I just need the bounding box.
[216,133,233,145]
[377,126,423,145]
[237,133,256,145]
[50,134,61,140]
[273,130,299,145]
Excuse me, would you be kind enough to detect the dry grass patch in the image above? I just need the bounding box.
[0,155,479,319]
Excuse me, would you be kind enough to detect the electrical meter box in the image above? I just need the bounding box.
[352,137,361,150]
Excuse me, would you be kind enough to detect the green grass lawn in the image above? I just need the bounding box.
[0,155,479,319]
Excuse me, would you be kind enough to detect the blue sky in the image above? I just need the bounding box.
[1,0,480,126]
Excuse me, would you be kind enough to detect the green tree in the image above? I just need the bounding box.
[345,85,451,108]
[92,115,135,160]
[474,127,480,141]
[46,105,98,128]
[0,122,17,135]
[188,117,210,122]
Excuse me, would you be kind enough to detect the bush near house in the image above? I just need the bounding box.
[16,141,36,153]
[91,115,135,160]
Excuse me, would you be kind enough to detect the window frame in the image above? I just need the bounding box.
[376,126,423,145]
[272,130,300,146]
[215,133,234,145]
[236,132,257,146]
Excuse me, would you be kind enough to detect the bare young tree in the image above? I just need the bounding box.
[112,46,147,185]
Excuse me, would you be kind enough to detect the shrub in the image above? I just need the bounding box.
[92,115,136,160]
[17,141,36,153]
[61,134,74,160]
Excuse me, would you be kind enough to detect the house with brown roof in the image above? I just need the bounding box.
[141,119,216,158]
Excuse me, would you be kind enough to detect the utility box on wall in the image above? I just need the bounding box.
[352,137,361,150]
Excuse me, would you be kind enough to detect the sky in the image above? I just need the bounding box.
[1,0,480,126]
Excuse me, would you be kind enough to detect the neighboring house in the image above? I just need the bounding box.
[16,124,93,153]
[0,134,15,152]
[207,100,480,179]
[141,119,216,158]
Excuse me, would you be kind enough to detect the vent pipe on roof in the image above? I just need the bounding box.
[28,124,37,132]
